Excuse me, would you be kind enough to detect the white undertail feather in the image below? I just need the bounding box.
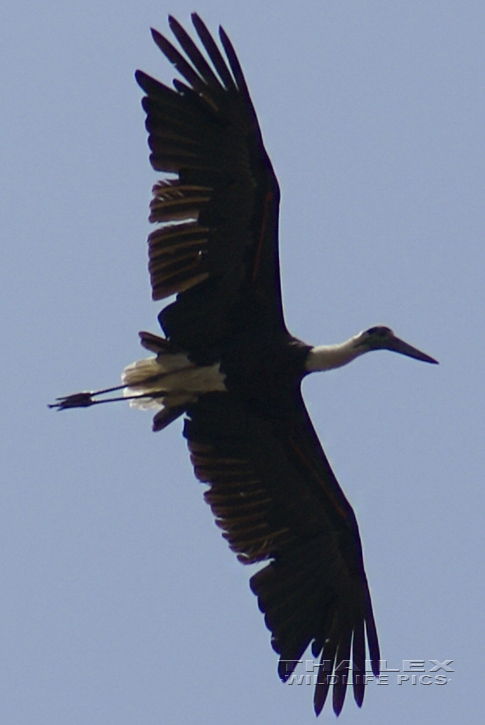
[122,351,226,412]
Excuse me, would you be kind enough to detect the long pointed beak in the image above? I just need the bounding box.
[386,336,438,364]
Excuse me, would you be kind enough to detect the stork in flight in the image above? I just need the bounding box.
[51,15,437,716]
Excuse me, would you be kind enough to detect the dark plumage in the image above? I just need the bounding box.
[135,15,379,716]
[52,13,437,716]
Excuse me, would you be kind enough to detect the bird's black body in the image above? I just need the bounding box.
[50,17,438,715]
[48,12,444,716]
[133,15,380,715]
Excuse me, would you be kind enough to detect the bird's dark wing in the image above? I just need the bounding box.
[135,15,285,358]
[185,391,380,716]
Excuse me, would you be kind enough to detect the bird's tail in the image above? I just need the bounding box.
[50,331,224,432]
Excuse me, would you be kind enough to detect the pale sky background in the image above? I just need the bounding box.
[1,1,483,723]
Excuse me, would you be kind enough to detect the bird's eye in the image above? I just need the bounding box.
[366,326,389,337]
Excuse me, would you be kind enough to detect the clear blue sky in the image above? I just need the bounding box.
[1,1,483,722]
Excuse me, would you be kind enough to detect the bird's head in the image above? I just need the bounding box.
[354,326,438,363]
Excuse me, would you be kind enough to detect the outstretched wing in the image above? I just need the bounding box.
[185,391,380,716]
[137,15,380,716]
[136,15,285,359]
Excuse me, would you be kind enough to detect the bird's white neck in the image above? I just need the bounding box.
[305,336,363,372]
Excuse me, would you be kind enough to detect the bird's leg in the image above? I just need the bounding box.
[49,384,163,410]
